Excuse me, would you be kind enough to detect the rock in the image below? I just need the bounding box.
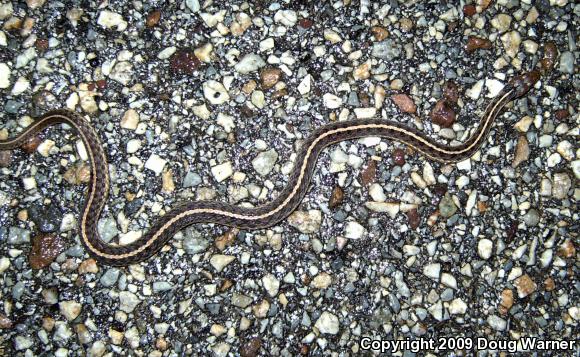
[234,54,266,74]
[558,51,574,74]
[252,149,278,176]
[145,9,161,27]
[287,210,322,233]
[328,186,344,208]
[391,94,416,113]
[439,193,457,218]
[365,202,400,218]
[298,74,311,94]
[11,76,30,95]
[423,263,440,280]
[448,298,467,314]
[323,29,341,43]
[273,10,297,27]
[371,40,401,60]
[552,173,571,199]
[311,273,332,289]
[465,36,492,53]
[360,160,376,186]
[185,0,200,12]
[430,99,456,127]
[100,268,120,287]
[0,63,10,89]
[252,299,270,318]
[315,311,339,334]
[210,254,235,272]
[78,259,99,274]
[203,80,230,105]
[487,315,507,331]
[118,291,141,313]
[478,238,493,259]
[29,234,65,269]
[182,171,202,188]
[8,227,31,245]
[170,48,201,74]
[512,136,529,168]
[144,154,167,176]
[211,161,233,182]
[59,301,82,321]
[522,208,540,227]
[29,204,62,233]
[514,274,537,298]
[14,335,33,350]
[240,337,262,357]
[491,14,512,32]
[344,221,365,239]
[97,10,127,30]
[109,61,133,85]
[262,274,280,297]
[260,67,281,89]
[322,93,342,109]
[499,289,514,314]
[500,31,521,58]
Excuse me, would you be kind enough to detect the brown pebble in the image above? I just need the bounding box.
[95,79,107,89]
[0,150,12,167]
[215,229,238,251]
[514,274,537,298]
[463,4,476,16]
[360,160,376,186]
[29,234,66,269]
[162,169,175,193]
[298,18,313,29]
[391,94,416,114]
[240,105,255,118]
[505,220,518,242]
[242,80,257,94]
[466,36,493,53]
[35,38,49,52]
[219,278,233,292]
[78,258,99,274]
[328,186,344,209]
[554,109,569,121]
[544,277,555,291]
[260,67,282,89]
[430,99,456,128]
[170,48,201,75]
[442,82,459,104]
[240,337,262,357]
[300,344,309,355]
[399,18,414,32]
[478,0,493,12]
[557,239,575,258]
[22,135,42,153]
[370,26,388,41]
[477,201,488,213]
[392,148,406,166]
[42,316,55,331]
[512,135,530,168]
[64,162,91,185]
[406,209,420,229]
[499,289,514,315]
[540,42,558,73]
[0,313,12,329]
[146,9,161,28]
[156,337,169,351]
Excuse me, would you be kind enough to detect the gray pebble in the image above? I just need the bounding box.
[182,171,202,188]
[8,227,30,245]
[100,268,120,287]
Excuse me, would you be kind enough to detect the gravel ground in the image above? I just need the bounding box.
[0,1,578,356]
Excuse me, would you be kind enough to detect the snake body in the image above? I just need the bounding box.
[0,71,540,266]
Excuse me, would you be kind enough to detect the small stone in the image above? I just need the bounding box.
[439,193,457,218]
[478,238,493,260]
[353,62,370,80]
[215,229,236,251]
[370,26,388,41]
[487,315,507,331]
[194,43,213,63]
[552,173,571,199]
[512,136,529,168]
[126,139,141,153]
[252,149,278,176]
[328,186,344,208]
[162,169,175,192]
[118,291,140,313]
[514,274,537,298]
[59,301,82,321]
[391,94,416,113]
[556,140,574,161]
[499,289,514,314]
[558,51,574,74]
[185,0,200,12]
[466,36,492,53]
[365,202,399,218]
[240,337,262,357]
[235,54,266,74]
[273,10,297,27]
[430,99,456,128]
[14,336,34,351]
[170,48,201,74]
[0,150,12,167]
[97,10,127,31]
[407,209,420,229]
[392,148,406,166]
[371,40,401,60]
[146,9,161,27]
[260,67,281,89]
[100,268,120,287]
[109,62,133,85]
[522,209,540,227]
[557,239,575,258]
[29,234,65,269]
[0,62,10,89]
[210,254,235,272]
[182,171,202,188]
[423,263,441,280]
[203,80,230,105]
[121,109,139,130]
[323,93,342,109]
[491,14,512,32]
[315,311,339,334]
[287,210,322,234]
[500,31,521,58]
[211,162,233,182]
[369,183,386,202]
[78,259,99,274]
[344,221,365,239]
[323,29,341,43]
[311,272,332,289]
[360,160,376,186]
[144,154,167,176]
[0,313,12,328]
[262,274,279,297]
[11,76,30,95]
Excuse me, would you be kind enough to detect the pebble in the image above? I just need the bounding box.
[430,99,456,127]
[260,67,281,89]
[185,0,200,12]
[252,149,278,176]
[551,173,571,199]
[203,80,230,105]
[29,234,65,269]
[311,273,332,289]
[144,154,167,176]
[100,268,120,287]
[0,62,10,88]
[491,14,512,32]
[371,40,401,60]
[364,202,399,218]
[322,93,342,109]
[512,136,529,168]
[448,298,467,315]
[262,274,280,297]
[287,210,322,233]
[8,227,31,245]
[240,337,262,357]
[500,31,521,58]
[59,301,82,321]
[465,36,492,53]
[14,335,34,350]
[522,209,540,227]
[439,193,457,218]
[423,263,440,280]
[514,274,537,298]
[369,183,386,202]
[274,10,297,27]
[298,75,311,94]
[344,221,365,239]
[183,171,202,188]
[556,140,574,161]
[323,29,342,43]
[391,94,416,113]
[11,76,30,95]
[170,48,201,74]
[97,10,127,31]
[126,139,141,153]
[315,311,339,334]
[234,54,266,74]
[487,315,507,331]
[558,51,574,74]
[109,62,133,85]
[211,161,233,182]
[118,291,141,313]
[328,186,344,208]
[210,254,235,272]
[478,239,493,260]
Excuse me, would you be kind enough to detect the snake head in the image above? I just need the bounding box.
[506,70,541,98]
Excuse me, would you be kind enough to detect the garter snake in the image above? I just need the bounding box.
[0,70,540,266]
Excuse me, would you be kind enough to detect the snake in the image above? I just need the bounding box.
[0,70,540,266]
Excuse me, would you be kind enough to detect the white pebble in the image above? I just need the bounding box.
[547,153,561,167]
[144,154,167,176]
[157,46,176,59]
[211,161,233,182]
[485,79,505,98]
[466,80,484,100]
[448,298,467,314]
[364,202,400,218]
[234,54,266,74]
[273,10,297,27]
[478,238,493,259]
[298,74,311,95]
[97,10,127,31]
[323,93,342,109]
[344,221,365,239]
[0,62,10,88]
[423,263,441,280]
[11,76,29,95]
[369,184,386,202]
[203,80,230,105]
[126,139,141,153]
